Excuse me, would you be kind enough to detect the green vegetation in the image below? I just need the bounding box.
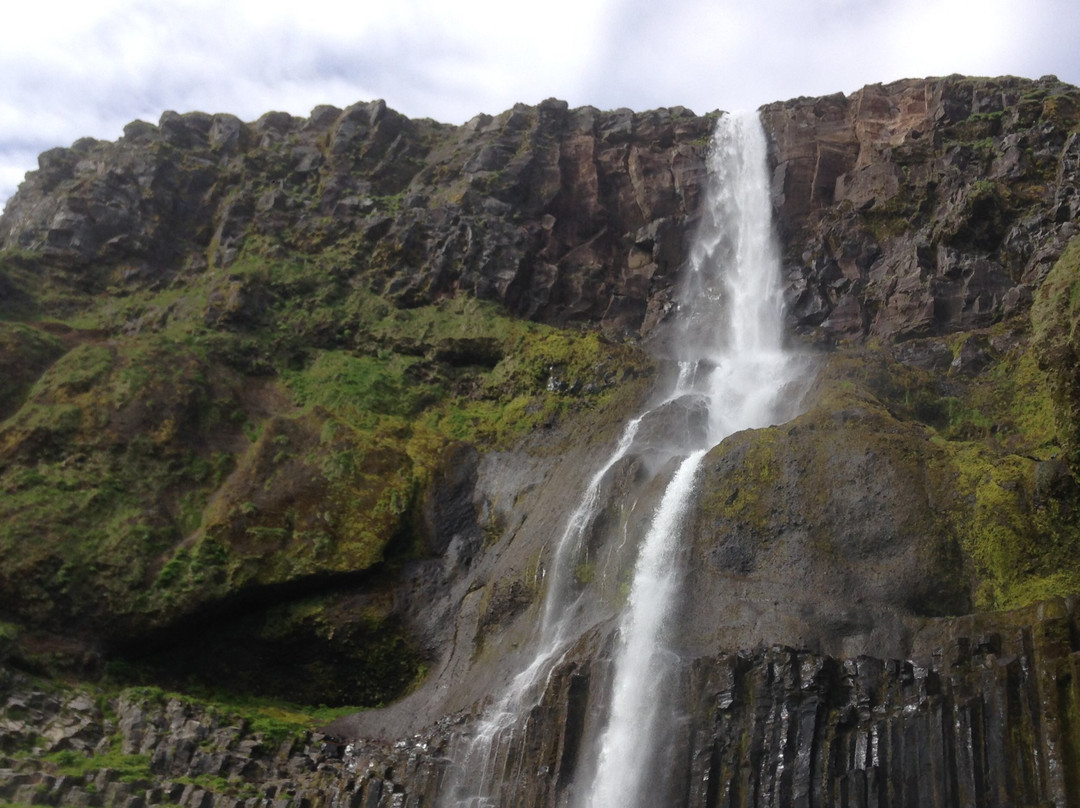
[694,284,1080,616]
[0,224,651,703]
[804,313,1080,611]
[42,743,153,782]
[0,671,361,802]
[1032,234,1080,466]
[115,683,357,743]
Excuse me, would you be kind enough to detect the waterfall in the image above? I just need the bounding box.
[580,110,810,808]
[440,110,813,808]
[442,417,643,806]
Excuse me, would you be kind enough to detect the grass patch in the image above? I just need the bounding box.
[42,744,152,783]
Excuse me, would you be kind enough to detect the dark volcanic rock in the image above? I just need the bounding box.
[763,74,1080,342]
[4,77,1078,344]
[321,597,1080,808]
[1,101,716,335]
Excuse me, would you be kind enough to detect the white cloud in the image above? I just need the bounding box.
[2,0,1079,207]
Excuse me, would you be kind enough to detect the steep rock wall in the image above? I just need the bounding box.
[0,99,713,335]
[763,75,1080,341]
[4,76,1078,349]
[329,597,1080,808]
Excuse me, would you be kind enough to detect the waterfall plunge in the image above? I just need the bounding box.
[581,110,811,808]
[441,111,813,808]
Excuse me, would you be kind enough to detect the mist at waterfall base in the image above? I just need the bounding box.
[441,111,816,808]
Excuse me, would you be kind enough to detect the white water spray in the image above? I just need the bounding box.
[444,417,643,806]
[441,110,813,808]
[582,111,811,808]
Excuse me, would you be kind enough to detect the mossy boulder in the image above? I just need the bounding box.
[680,323,1080,657]
[683,378,968,658]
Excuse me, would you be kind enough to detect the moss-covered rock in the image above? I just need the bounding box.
[683,375,967,657]
[1032,234,1080,465]
[0,222,654,700]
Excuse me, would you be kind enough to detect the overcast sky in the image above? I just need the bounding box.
[3,0,1080,209]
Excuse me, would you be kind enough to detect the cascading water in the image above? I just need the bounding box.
[442,417,643,806]
[440,110,813,808]
[580,110,811,808]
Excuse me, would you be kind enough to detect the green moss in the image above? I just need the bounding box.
[1032,234,1080,466]
[0,334,255,636]
[698,429,781,534]
[574,561,596,585]
[0,322,65,418]
[799,338,1080,613]
[285,350,441,419]
[42,740,152,782]
[860,192,923,241]
[33,343,114,396]
[0,249,81,320]
[967,348,1058,456]
[0,217,652,688]
[946,445,1080,610]
[1042,94,1080,130]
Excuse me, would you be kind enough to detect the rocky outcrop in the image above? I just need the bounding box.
[0,667,403,808]
[314,597,1080,808]
[0,100,714,336]
[6,596,1079,808]
[763,75,1080,341]
[4,77,1078,348]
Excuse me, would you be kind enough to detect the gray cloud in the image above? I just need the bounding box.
[3,0,1080,208]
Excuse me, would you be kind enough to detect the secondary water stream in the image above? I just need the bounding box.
[442,110,814,808]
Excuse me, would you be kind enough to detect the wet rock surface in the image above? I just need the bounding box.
[0,665,441,808]
[10,596,1080,807]
[312,598,1080,807]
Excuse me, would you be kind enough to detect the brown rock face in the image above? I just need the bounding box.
[4,76,1078,347]
[763,75,1080,342]
[0,100,715,336]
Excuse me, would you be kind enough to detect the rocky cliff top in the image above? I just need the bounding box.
[0,97,715,336]
[4,74,1078,345]
[763,74,1080,341]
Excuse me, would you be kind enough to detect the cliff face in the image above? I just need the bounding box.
[4,76,1077,344]
[2,75,1080,806]
[764,75,1080,341]
[0,99,712,335]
